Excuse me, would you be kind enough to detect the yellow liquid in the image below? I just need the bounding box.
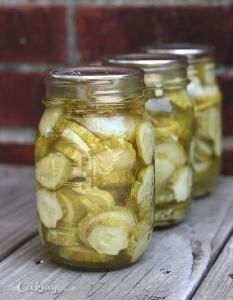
[188,69,222,198]
[35,102,154,270]
[145,87,194,227]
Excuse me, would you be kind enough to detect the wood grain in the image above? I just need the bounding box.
[0,165,37,261]
[192,234,233,300]
[0,177,232,300]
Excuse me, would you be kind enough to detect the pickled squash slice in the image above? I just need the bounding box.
[136,122,154,165]
[92,171,134,188]
[193,160,211,174]
[166,89,191,110]
[55,139,83,162]
[39,107,62,137]
[35,136,48,160]
[46,228,77,246]
[37,216,45,245]
[195,139,213,160]
[71,187,115,211]
[155,154,176,194]
[125,222,152,263]
[36,152,71,190]
[37,190,63,228]
[57,188,86,225]
[59,120,100,155]
[131,165,154,210]
[197,106,221,156]
[59,245,113,263]
[87,223,129,255]
[77,208,136,255]
[91,139,136,173]
[171,166,192,202]
[81,115,138,141]
[156,142,187,167]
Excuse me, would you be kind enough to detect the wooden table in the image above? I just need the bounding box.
[0,164,233,300]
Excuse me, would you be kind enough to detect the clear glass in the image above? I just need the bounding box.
[104,54,194,227]
[145,81,193,227]
[187,58,222,197]
[35,67,155,271]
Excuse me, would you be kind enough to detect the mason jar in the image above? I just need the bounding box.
[35,66,155,270]
[104,54,194,227]
[144,44,222,198]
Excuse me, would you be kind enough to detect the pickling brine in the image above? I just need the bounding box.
[145,87,193,225]
[187,58,222,197]
[104,54,194,227]
[35,67,155,270]
[144,44,222,197]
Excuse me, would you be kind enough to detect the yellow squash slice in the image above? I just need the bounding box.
[136,122,154,165]
[156,142,187,167]
[155,154,176,194]
[87,222,129,255]
[36,152,71,190]
[55,139,83,162]
[193,160,211,174]
[37,215,45,245]
[166,89,192,110]
[39,107,62,137]
[171,166,192,202]
[81,115,138,141]
[71,187,115,210]
[195,138,213,160]
[35,136,48,160]
[77,207,136,248]
[91,139,136,173]
[197,106,221,156]
[46,228,77,246]
[57,188,86,225]
[125,222,152,263]
[92,171,134,188]
[37,189,63,228]
[131,165,155,210]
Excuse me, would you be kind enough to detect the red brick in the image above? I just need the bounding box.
[0,144,34,165]
[219,74,233,135]
[0,6,67,63]
[0,72,44,127]
[222,149,233,175]
[77,6,233,64]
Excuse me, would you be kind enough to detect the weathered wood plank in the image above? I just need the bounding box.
[0,177,232,300]
[0,165,37,260]
[193,234,233,300]
[0,164,34,180]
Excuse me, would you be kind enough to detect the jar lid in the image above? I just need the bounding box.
[46,66,144,82]
[104,53,187,73]
[143,43,214,64]
[45,66,145,103]
[104,53,188,87]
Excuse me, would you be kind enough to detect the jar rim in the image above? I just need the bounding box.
[45,66,145,105]
[103,53,187,72]
[46,66,144,82]
[143,43,214,64]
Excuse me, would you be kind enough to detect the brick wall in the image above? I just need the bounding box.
[0,1,233,174]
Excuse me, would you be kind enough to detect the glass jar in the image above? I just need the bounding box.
[104,54,194,227]
[35,66,155,271]
[144,44,222,198]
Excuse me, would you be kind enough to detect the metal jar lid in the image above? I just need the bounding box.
[104,53,187,72]
[104,53,188,87]
[143,43,214,64]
